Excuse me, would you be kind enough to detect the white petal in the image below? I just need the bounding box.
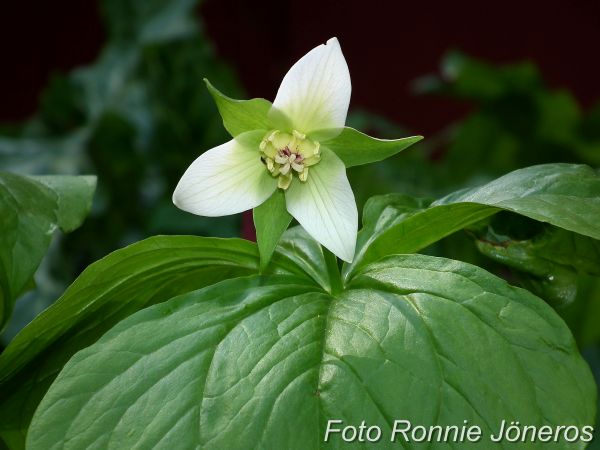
[173,139,276,217]
[285,148,358,262]
[272,37,351,135]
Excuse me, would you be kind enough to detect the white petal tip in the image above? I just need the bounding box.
[272,36,351,134]
[334,246,355,263]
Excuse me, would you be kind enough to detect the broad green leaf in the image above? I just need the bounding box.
[0,173,96,330]
[0,236,307,449]
[205,79,273,137]
[28,255,594,449]
[254,190,293,271]
[346,164,600,278]
[324,127,423,168]
[437,164,600,238]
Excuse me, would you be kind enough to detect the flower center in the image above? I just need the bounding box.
[259,130,321,190]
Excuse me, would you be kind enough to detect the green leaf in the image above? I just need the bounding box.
[324,127,423,167]
[0,173,96,330]
[560,275,600,347]
[27,255,595,449]
[254,190,293,271]
[437,164,600,238]
[275,226,333,292]
[347,163,600,278]
[472,219,600,307]
[205,79,273,137]
[0,235,307,448]
[30,175,97,232]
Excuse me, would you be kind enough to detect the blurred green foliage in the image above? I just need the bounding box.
[0,0,243,343]
[351,51,600,202]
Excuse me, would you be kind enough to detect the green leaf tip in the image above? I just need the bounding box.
[325,127,424,168]
[204,78,273,137]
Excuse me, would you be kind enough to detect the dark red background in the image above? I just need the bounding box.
[1,0,599,135]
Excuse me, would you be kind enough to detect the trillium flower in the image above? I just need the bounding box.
[173,38,422,264]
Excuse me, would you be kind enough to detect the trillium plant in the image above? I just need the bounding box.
[0,37,599,450]
[173,37,420,263]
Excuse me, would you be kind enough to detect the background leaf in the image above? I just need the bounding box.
[0,173,95,331]
[470,216,600,307]
[561,276,600,348]
[347,163,600,278]
[30,176,97,232]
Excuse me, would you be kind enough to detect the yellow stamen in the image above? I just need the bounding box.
[278,173,292,189]
[299,167,309,182]
[259,129,320,189]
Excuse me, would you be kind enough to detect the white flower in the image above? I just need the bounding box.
[173,38,358,262]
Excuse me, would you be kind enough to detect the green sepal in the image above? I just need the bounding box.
[205,79,273,137]
[324,126,423,167]
[253,190,293,271]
